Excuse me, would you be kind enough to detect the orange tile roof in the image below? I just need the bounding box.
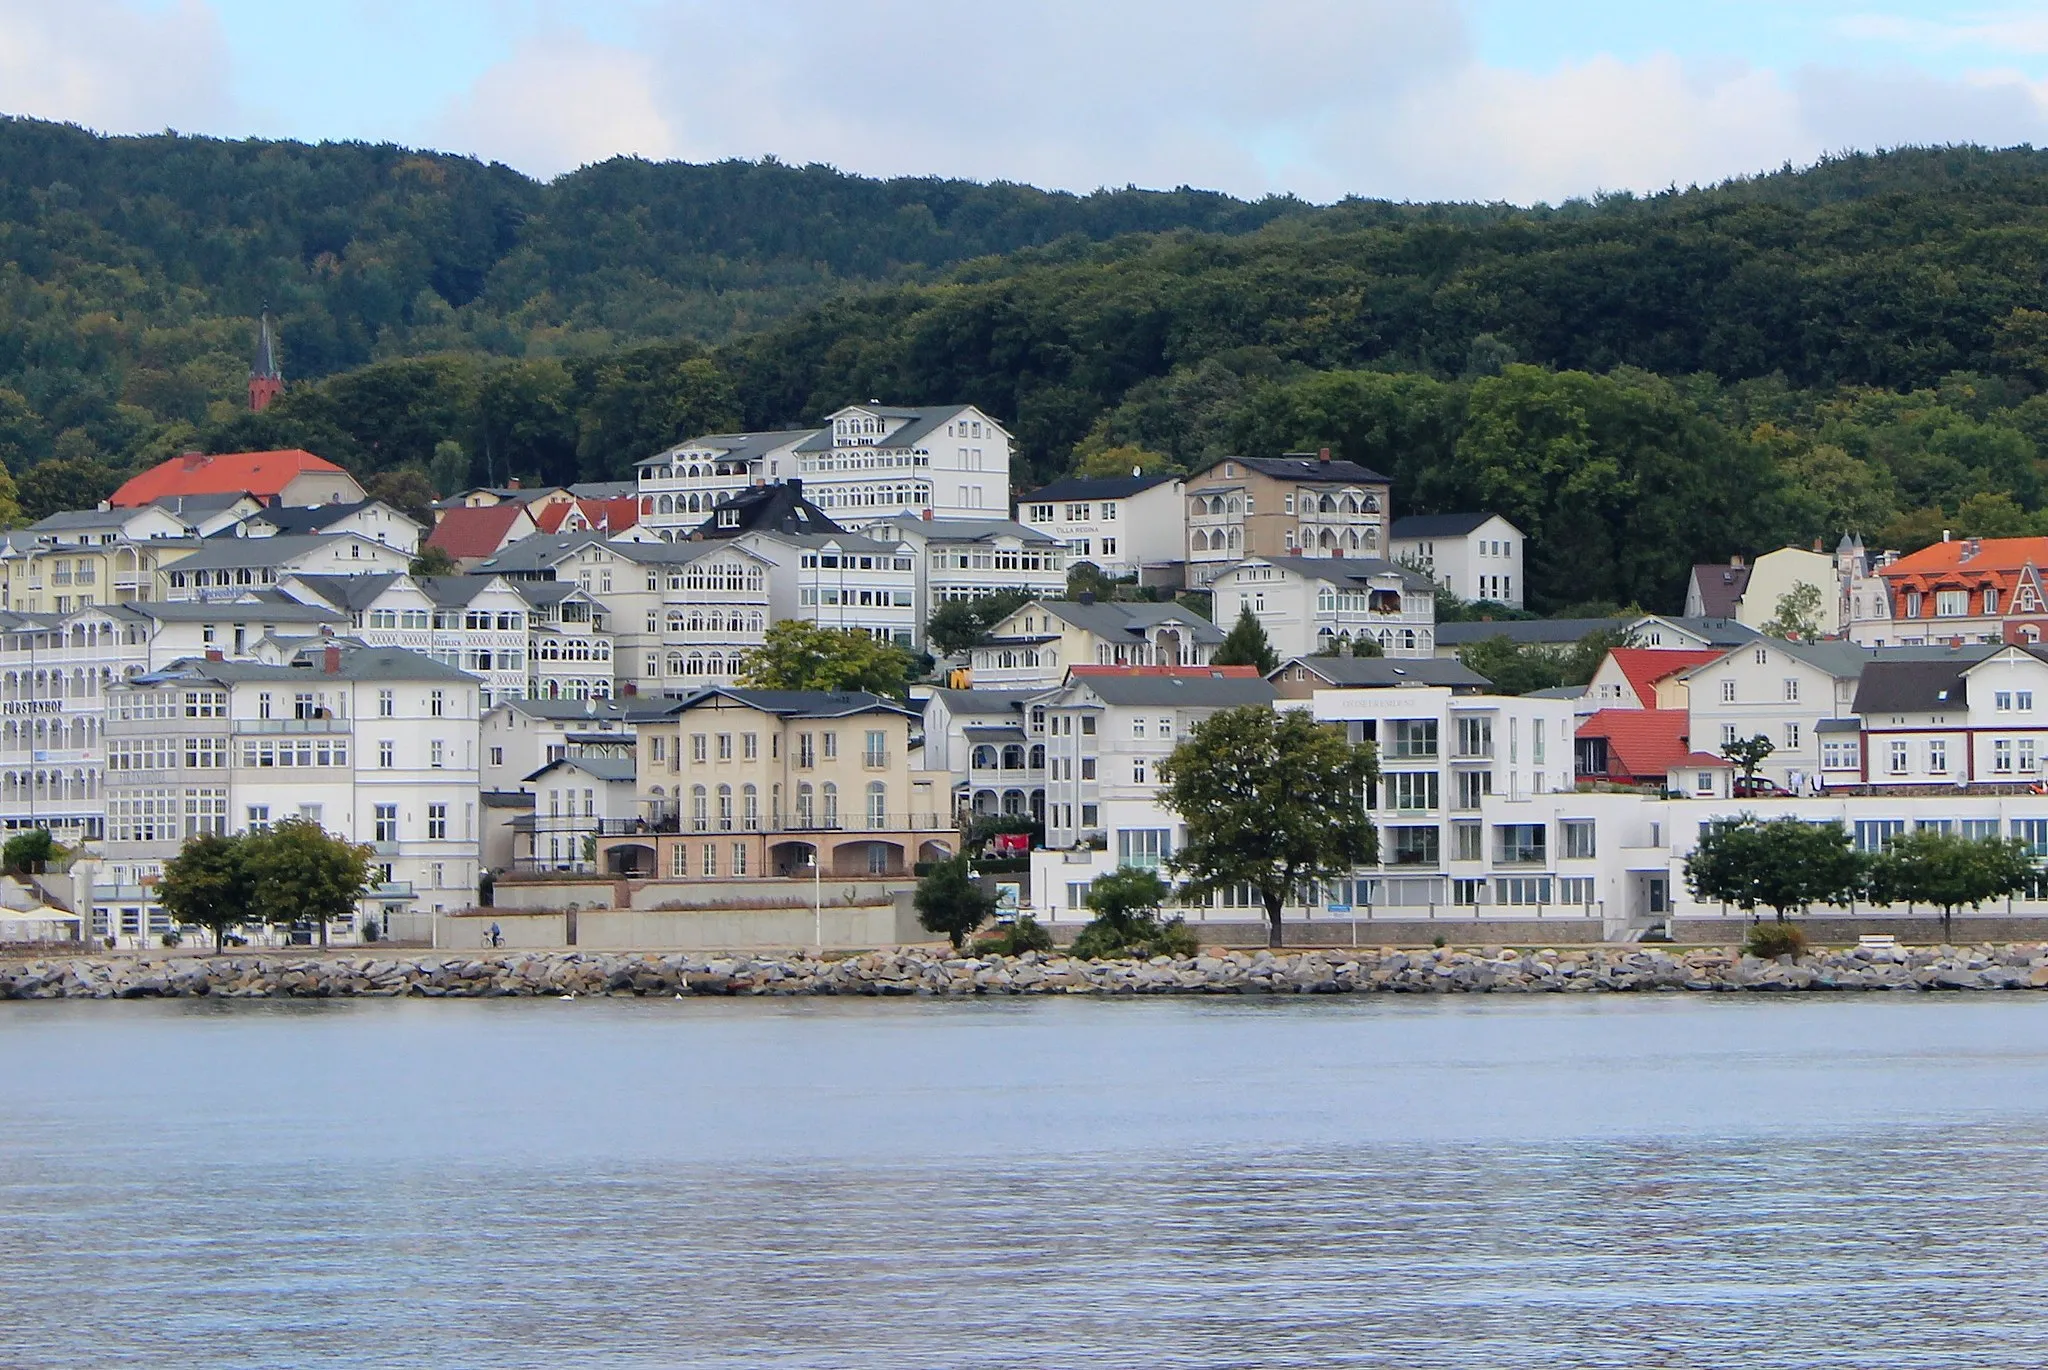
[535,497,640,535]
[1576,708,1692,782]
[425,504,529,560]
[110,449,347,506]
[1608,648,1725,706]
[1883,536,2048,577]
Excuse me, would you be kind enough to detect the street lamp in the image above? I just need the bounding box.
[808,846,823,952]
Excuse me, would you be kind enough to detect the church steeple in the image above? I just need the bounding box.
[248,305,283,413]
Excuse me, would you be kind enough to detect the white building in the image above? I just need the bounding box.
[793,404,1012,520]
[855,515,1067,625]
[243,498,427,553]
[1017,473,1186,579]
[737,531,920,649]
[969,598,1225,690]
[95,644,483,945]
[519,750,638,873]
[634,430,814,541]
[1388,513,1525,610]
[160,533,410,601]
[1210,556,1437,659]
[922,686,1050,821]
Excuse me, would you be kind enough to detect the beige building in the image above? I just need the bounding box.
[968,598,1225,689]
[599,688,952,882]
[1183,449,1392,587]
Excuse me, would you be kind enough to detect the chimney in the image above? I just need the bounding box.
[788,478,803,496]
[920,507,933,521]
[1943,529,1951,542]
[1318,446,1331,464]
[1963,537,1982,561]
[1078,591,1096,605]
[1812,537,1823,553]
[508,477,521,490]
[204,648,223,662]
[323,644,341,675]
[1730,554,1744,570]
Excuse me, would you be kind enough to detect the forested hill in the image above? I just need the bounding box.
[13,116,2048,611]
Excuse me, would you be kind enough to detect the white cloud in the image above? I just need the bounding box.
[0,0,232,133]
[430,30,677,176]
[1838,9,2048,56]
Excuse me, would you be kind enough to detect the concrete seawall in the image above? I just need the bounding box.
[8,943,2048,998]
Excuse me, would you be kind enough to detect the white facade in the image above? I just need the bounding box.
[1389,514,1526,609]
[737,531,919,648]
[521,753,638,873]
[634,430,813,541]
[1017,476,1186,579]
[922,687,1050,822]
[94,646,483,946]
[1210,557,1436,659]
[1680,640,1861,790]
[794,405,1012,520]
[160,534,411,601]
[855,516,1068,631]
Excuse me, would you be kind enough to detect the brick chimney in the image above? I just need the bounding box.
[323,644,341,675]
[1963,537,1982,561]
[507,477,521,490]
[204,648,223,662]
[1318,446,1331,464]
[920,507,933,520]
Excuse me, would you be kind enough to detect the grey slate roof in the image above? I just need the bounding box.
[927,687,1047,714]
[1390,513,1498,539]
[284,573,403,612]
[1854,659,1973,715]
[417,575,512,608]
[27,509,143,532]
[689,482,842,540]
[1274,656,1493,690]
[1523,685,1589,700]
[248,499,418,536]
[1032,599,1226,645]
[494,697,679,724]
[164,534,381,572]
[1249,555,1434,591]
[147,645,476,685]
[791,406,987,455]
[639,428,820,470]
[1688,562,1752,618]
[566,481,636,500]
[1643,615,1759,647]
[902,518,1060,545]
[523,755,638,784]
[1202,454,1390,485]
[1073,673,1278,708]
[133,595,343,624]
[676,688,917,720]
[472,533,614,573]
[1021,473,1181,502]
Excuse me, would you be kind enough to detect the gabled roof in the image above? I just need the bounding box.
[566,481,636,500]
[1025,599,1226,645]
[639,429,819,469]
[674,687,916,720]
[249,499,419,536]
[535,496,640,535]
[894,517,1059,545]
[163,533,390,573]
[277,573,403,612]
[1199,453,1390,485]
[146,644,475,685]
[128,594,342,624]
[926,687,1048,714]
[1022,473,1181,502]
[1608,648,1725,704]
[111,450,350,507]
[1272,656,1492,690]
[689,481,842,539]
[523,756,638,784]
[27,508,156,533]
[1638,614,1759,647]
[1239,555,1433,592]
[416,575,515,607]
[1881,535,2048,581]
[492,696,680,724]
[1389,512,1498,539]
[425,503,532,560]
[1688,562,1752,618]
[791,405,990,454]
[1853,659,1973,715]
[1576,709,1692,780]
[1066,669,1276,708]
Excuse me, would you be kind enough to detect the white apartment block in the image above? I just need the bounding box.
[736,531,919,648]
[160,533,411,601]
[1388,513,1526,609]
[634,429,813,541]
[517,582,616,701]
[520,751,638,873]
[94,644,482,946]
[855,516,1067,626]
[1017,474,1186,579]
[793,404,1012,519]
[1210,556,1437,659]
[922,686,1050,822]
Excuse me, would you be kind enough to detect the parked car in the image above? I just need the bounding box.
[1733,776,1783,797]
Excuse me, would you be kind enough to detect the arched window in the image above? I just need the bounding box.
[690,785,708,832]
[971,744,997,769]
[796,782,814,827]
[666,651,684,677]
[822,782,839,828]
[866,781,887,827]
[1001,744,1025,770]
[742,783,759,830]
[658,494,674,514]
[1028,744,1045,769]
[718,784,734,831]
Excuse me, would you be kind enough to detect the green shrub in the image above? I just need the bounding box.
[360,921,381,944]
[1067,913,1199,961]
[1146,916,1199,958]
[971,915,1054,957]
[1744,922,1809,958]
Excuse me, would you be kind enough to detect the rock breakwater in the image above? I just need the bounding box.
[8,944,2048,999]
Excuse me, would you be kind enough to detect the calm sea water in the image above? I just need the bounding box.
[5,994,2048,1368]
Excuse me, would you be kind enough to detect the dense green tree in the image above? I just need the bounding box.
[1068,866,1197,960]
[1158,706,1378,947]
[366,467,439,525]
[2,828,60,876]
[410,545,461,576]
[246,817,374,949]
[925,589,1031,658]
[1867,831,2038,940]
[1065,561,1117,601]
[739,619,914,696]
[1212,606,1279,674]
[156,832,259,951]
[1762,582,1826,642]
[1070,444,1177,479]
[16,457,121,521]
[1685,817,1866,923]
[428,439,471,496]
[914,855,996,950]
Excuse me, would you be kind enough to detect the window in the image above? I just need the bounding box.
[1117,828,1173,869]
[378,689,394,718]
[1821,738,1858,770]
[1560,819,1595,860]
[489,746,503,766]
[1853,819,1905,853]
[1721,679,1737,703]
[1386,771,1439,811]
[1081,757,1096,780]
[1132,758,1149,785]
[822,732,838,759]
[1996,739,2014,773]
[866,781,886,827]
[1132,716,1147,739]
[1889,740,1909,775]
[2023,738,2038,773]
[1997,691,2013,712]
[702,843,718,877]
[1987,588,2001,614]
[1721,724,1739,746]
[864,730,887,767]
[380,740,395,768]
[1783,722,1801,750]
[1452,822,1483,862]
[430,740,444,768]
[1935,589,1969,617]
[1388,720,1438,759]
[374,804,398,843]
[1963,818,2001,841]
[1455,717,1492,757]
[1494,876,1553,906]
[246,805,270,831]
[1783,678,1799,702]
[744,733,758,760]
[1559,877,1596,906]
[1928,739,1948,775]
[691,734,708,763]
[1495,824,1546,864]
[690,786,708,832]
[671,844,689,878]
[427,804,447,840]
[1452,879,1486,907]
[732,843,748,876]
[430,689,445,718]
[1453,770,1491,810]
[798,733,815,768]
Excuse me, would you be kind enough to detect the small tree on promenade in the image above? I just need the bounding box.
[1159,706,1378,947]
[1212,607,1279,675]
[1867,829,2037,941]
[915,855,996,951]
[157,831,259,951]
[2,827,61,876]
[248,817,374,948]
[1685,816,1864,923]
[1722,734,1776,789]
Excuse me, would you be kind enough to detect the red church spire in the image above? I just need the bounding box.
[248,305,283,413]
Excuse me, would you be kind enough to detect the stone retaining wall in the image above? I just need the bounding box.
[8,943,2048,998]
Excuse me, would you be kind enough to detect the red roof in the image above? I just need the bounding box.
[534,497,640,535]
[425,504,530,560]
[111,449,349,506]
[1576,709,1691,782]
[1607,648,1725,706]
[1884,536,2048,578]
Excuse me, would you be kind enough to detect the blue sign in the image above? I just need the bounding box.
[1327,904,1352,913]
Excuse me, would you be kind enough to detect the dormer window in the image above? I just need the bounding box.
[718,509,740,528]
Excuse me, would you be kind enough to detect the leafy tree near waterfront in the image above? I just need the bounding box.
[2,828,61,876]
[914,855,996,951]
[1212,606,1279,675]
[246,818,375,949]
[1158,706,1378,947]
[740,620,916,697]
[1684,817,1865,923]
[157,832,260,951]
[924,589,1033,659]
[1068,866,1198,960]
[1866,830,2038,940]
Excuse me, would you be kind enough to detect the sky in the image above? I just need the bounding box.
[8,0,2048,203]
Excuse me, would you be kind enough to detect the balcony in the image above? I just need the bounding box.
[371,881,415,900]
[234,718,350,735]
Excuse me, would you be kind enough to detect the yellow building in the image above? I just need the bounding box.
[599,688,952,881]
[0,507,208,614]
